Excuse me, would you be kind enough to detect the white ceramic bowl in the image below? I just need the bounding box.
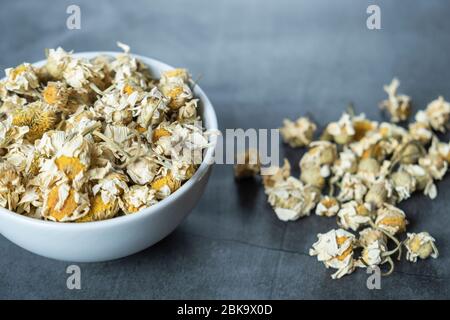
[0,52,218,262]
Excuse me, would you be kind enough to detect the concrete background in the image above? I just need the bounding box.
[1,0,449,299]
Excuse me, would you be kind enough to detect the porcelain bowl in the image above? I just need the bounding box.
[0,52,218,262]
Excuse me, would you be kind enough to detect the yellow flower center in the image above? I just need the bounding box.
[77,195,113,222]
[152,128,171,143]
[151,173,179,192]
[336,236,352,261]
[46,186,77,221]
[123,84,135,95]
[43,85,58,105]
[379,216,406,232]
[55,156,85,180]
[11,65,27,80]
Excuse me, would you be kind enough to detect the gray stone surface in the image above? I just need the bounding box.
[1,0,450,299]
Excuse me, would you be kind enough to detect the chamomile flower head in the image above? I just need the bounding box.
[309,229,356,279]
[315,196,340,217]
[337,201,372,231]
[5,63,39,92]
[121,184,157,214]
[280,117,316,147]
[12,101,56,142]
[380,78,411,123]
[404,232,438,262]
[375,203,408,235]
[326,112,355,145]
[42,183,90,222]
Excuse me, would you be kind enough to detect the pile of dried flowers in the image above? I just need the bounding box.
[234,78,447,279]
[0,43,211,222]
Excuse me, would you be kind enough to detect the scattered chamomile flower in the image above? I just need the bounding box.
[315,196,340,217]
[375,203,408,235]
[337,201,372,231]
[337,172,367,203]
[390,170,416,202]
[326,112,355,144]
[380,78,411,123]
[358,227,387,248]
[309,229,356,279]
[421,96,450,133]
[404,232,439,262]
[280,117,316,147]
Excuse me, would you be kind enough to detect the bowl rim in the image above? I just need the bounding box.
[0,51,218,230]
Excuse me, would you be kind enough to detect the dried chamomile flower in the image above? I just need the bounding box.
[337,201,372,231]
[121,185,157,214]
[92,171,129,205]
[0,94,27,114]
[394,139,425,165]
[429,138,450,163]
[402,164,437,199]
[364,178,394,208]
[358,227,387,248]
[404,232,438,262]
[266,176,309,221]
[160,77,193,110]
[408,121,433,145]
[300,162,328,189]
[315,196,340,217]
[17,186,42,216]
[301,141,337,166]
[331,148,358,181]
[110,42,150,85]
[390,170,416,202]
[309,229,356,279]
[375,203,408,235]
[416,96,450,133]
[300,141,336,188]
[380,78,411,123]
[4,141,37,176]
[45,47,72,79]
[127,157,159,185]
[419,152,448,181]
[134,88,168,130]
[171,161,196,181]
[93,88,136,125]
[357,239,390,268]
[42,183,90,222]
[77,194,119,222]
[151,171,182,199]
[63,56,104,90]
[0,114,29,148]
[357,157,380,183]
[12,101,56,142]
[337,172,367,203]
[42,81,70,109]
[234,149,260,179]
[326,112,355,144]
[4,63,39,92]
[280,117,316,147]
[178,98,198,121]
[0,162,25,211]
[53,135,92,183]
